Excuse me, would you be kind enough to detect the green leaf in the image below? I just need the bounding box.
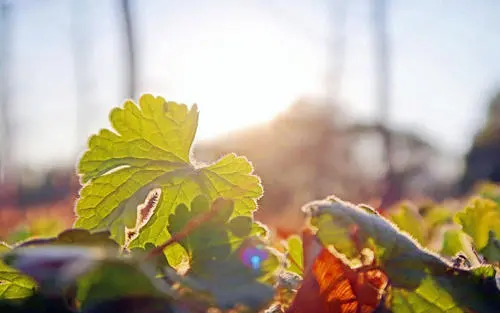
[481,230,500,262]
[474,182,500,203]
[2,245,108,294]
[440,228,480,265]
[74,94,263,247]
[0,243,36,299]
[441,229,469,257]
[17,229,120,252]
[390,266,500,313]
[421,205,452,231]
[129,242,170,274]
[165,196,277,310]
[2,245,174,311]
[187,238,278,311]
[388,203,425,245]
[5,228,32,245]
[227,216,253,237]
[77,259,172,311]
[166,196,264,273]
[305,199,446,287]
[304,198,500,312]
[455,198,500,261]
[284,235,303,276]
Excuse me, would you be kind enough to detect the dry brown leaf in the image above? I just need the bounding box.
[287,230,388,313]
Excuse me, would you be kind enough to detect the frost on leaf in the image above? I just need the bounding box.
[74,94,263,246]
[303,198,500,313]
[0,243,36,299]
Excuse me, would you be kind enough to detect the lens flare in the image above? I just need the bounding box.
[240,245,268,270]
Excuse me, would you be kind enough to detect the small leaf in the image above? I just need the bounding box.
[441,228,479,265]
[129,243,171,276]
[421,205,452,232]
[74,94,263,248]
[455,197,500,260]
[481,230,500,262]
[227,216,253,238]
[0,243,37,299]
[441,229,467,258]
[284,235,303,276]
[388,203,425,245]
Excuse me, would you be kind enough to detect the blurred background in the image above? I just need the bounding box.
[1,0,500,239]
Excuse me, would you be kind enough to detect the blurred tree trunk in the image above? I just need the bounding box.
[0,0,13,181]
[372,0,395,209]
[119,0,137,100]
[71,1,90,150]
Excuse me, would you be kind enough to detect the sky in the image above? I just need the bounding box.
[3,0,500,169]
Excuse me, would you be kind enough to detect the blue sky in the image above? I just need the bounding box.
[4,0,500,168]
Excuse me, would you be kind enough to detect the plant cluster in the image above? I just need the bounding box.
[0,94,499,313]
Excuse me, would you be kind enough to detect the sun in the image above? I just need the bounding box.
[168,20,321,141]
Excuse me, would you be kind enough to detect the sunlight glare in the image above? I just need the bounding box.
[173,22,318,140]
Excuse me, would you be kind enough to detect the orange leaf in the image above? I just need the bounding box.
[287,230,388,313]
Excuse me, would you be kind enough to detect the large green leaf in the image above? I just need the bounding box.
[76,259,172,311]
[303,198,500,312]
[2,245,111,294]
[74,94,263,246]
[2,245,174,311]
[0,243,36,299]
[167,196,257,270]
[16,229,120,252]
[390,266,499,313]
[165,196,276,310]
[183,237,279,311]
[455,197,500,262]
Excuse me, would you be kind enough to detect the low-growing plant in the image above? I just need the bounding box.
[0,94,499,313]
